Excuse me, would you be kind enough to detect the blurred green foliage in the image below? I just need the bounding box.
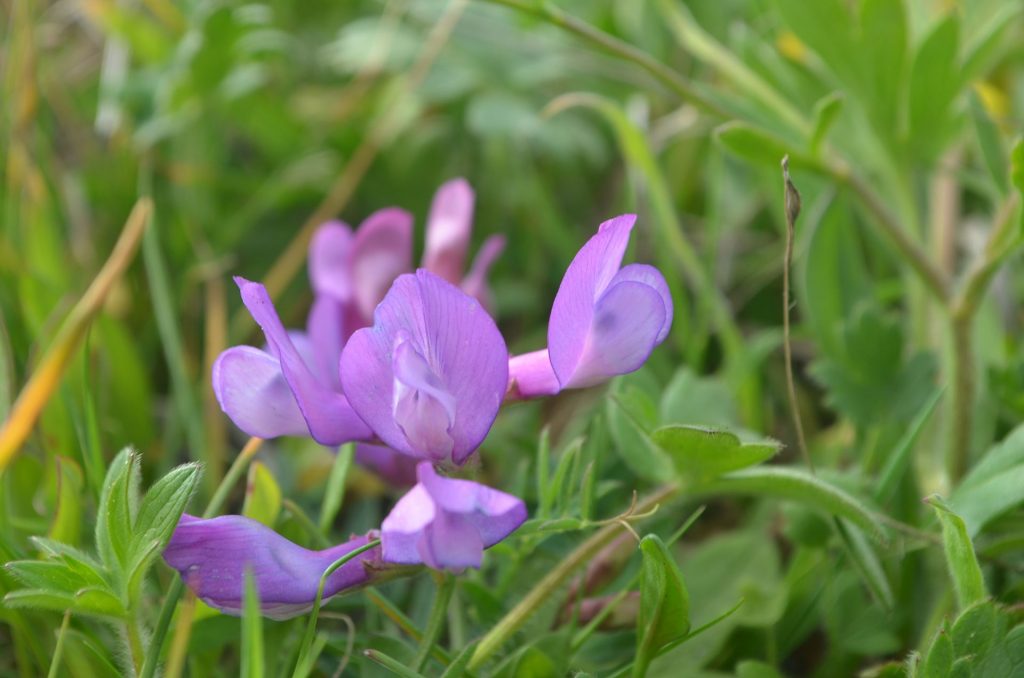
[1,0,1024,676]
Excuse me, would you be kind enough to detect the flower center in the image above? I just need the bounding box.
[392,333,456,460]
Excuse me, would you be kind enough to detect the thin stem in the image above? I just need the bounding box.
[781,157,812,472]
[468,484,680,670]
[292,539,383,678]
[481,0,724,116]
[46,611,72,678]
[139,437,264,678]
[163,592,196,678]
[948,193,1022,482]
[837,167,951,304]
[482,0,952,309]
[126,618,145,675]
[412,574,456,672]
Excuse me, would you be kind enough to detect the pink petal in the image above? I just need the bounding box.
[350,208,413,321]
[308,221,354,301]
[423,178,475,283]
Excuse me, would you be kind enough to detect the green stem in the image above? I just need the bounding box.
[948,194,1022,482]
[483,0,952,313]
[138,437,264,678]
[126,617,145,675]
[413,574,456,672]
[468,484,680,670]
[292,539,383,678]
[480,0,724,116]
[46,611,72,678]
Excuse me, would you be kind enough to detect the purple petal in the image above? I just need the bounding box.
[163,514,380,620]
[340,270,508,465]
[306,296,345,391]
[612,263,672,343]
[379,484,433,564]
[380,463,526,569]
[350,208,413,321]
[212,347,308,439]
[507,349,560,400]
[423,178,475,284]
[309,221,354,301]
[417,463,526,548]
[236,277,372,445]
[562,280,666,389]
[420,511,483,569]
[461,234,506,312]
[392,335,457,461]
[548,215,636,387]
[354,444,419,486]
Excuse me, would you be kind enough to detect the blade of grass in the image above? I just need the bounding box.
[0,198,151,472]
[140,184,204,477]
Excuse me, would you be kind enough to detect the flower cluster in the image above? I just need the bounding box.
[163,181,672,618]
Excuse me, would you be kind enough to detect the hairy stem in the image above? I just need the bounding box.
[139,437,264,678]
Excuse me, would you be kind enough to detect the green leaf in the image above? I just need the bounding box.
[811,305,937,428]
[971,92,1008,194]
[95,448,140,574]
[950,600,999,658]
[659,1,808,135]
[634,535,690,678]
[774,0,862,91]
[923,629,954,678]
[908,14,961,161]
[951,424,1024,536]
[241,570,265,678]
[801,205,872,360]
[975,624,1024,676]
[439,641,479,678]
[5,560,106,594]
[809,92,844,156]
[133,462,200,555]
[3,586,127,619]
[737,660,784,678]
[835,520,894,609]
[875,388,944,503]
[318,443,353,533]
[714,122,817,170]
[652,425,779,482]
[242,461,281,528]
[48,456,84,546]
[659,368,738,429]
[927,496,986,611]
[702,467,886,540]
[859,0,907,135]
[606,385,673,483]
[30,537,103,572]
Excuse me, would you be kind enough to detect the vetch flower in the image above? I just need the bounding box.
[213,277,372,446]
[310,179,504,338]
[380,463,527,570]
[341,270,509,465]
[508,214,672,398]
[163,514,381,620]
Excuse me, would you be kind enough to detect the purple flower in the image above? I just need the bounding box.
[340,270,509,465]
[381,463,527,570]
[213,278,372,446]
[163,514,381,620]
[508,215,671,398]
[311,179,504,335]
